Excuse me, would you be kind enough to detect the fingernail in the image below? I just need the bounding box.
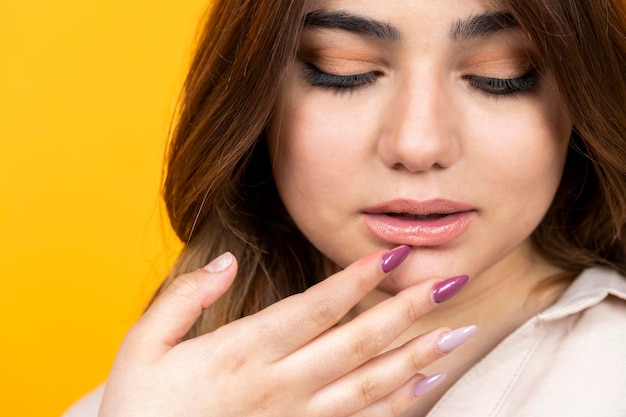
[432,275,469,303]
[203,252,233,272]
[437,325,477,353]
[380,245,411,273]
[413,373,447,397]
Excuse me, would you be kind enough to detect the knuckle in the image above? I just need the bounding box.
[402,297,426,324]
[407,349,431,373]
[385,393,413,417]
[352,337,371,361]
[350,380,416,417]
[349,328,383,361]
[357,375,383,404]
[351,394,408,417]
[255,390,281,413]
[307,295,339,327]
[389,401,405,417]
[170,273,203,299]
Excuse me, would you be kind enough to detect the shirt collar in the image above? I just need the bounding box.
[538,267,626,321]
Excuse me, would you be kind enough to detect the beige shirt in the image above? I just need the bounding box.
[63,267,626,417]
[429,267,626,417]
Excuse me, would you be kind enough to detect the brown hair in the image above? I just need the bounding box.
[494,0,626,272]
[154,0,626,339]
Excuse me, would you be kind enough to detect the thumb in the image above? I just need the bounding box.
[128,252,237,355]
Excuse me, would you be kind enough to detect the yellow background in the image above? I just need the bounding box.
[1,1,208,415]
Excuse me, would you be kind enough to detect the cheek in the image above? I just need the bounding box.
[266,84,386,261]
[267,103,339,202]
[470,93,572,222]
[267,87,378,205]
[266,89,352,242]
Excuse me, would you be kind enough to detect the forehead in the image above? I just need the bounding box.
[306,0,493,20]
[304,0,518,45]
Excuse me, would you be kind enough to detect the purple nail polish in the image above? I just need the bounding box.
[437,325,477,353]
[380,245,412,273]
[432,275,469,303]
[413,373,447,397]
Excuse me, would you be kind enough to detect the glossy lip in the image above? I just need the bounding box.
[363,199,477,247]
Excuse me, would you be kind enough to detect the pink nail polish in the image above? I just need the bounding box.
[413,373,447,397]
[432,275,469,303]
[437,325,477,353]
[380,245,412,273]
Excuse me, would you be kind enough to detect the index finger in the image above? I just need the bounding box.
[252,245,412,356]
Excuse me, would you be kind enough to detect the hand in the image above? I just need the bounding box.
[98,247,470,417]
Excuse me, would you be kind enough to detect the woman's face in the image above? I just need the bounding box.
[267,0,572,293]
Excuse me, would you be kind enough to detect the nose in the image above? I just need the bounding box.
[377,73,461,172]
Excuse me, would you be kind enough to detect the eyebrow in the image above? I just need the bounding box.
[303,9,519,44]
[450,11,518,41]
[304,10,402,42]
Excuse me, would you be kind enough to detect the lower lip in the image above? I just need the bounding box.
[363,211,476,247]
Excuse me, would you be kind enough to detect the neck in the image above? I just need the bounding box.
[355,243,569,339]
[350,243,573,417]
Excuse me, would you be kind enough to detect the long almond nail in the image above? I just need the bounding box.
[432,275,469,303]
[380,245,411,273]
[413,373,447,397]
[437,325,477,353]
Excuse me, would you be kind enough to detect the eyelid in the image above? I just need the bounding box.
[301,62,379,92]
[303,61,377,77]
[459,48,538,78]
[465,70,539,96]
[299,50,385,74]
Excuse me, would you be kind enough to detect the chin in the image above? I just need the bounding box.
[374,245,485,295]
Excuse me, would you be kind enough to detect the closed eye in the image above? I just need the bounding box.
[465,70,539,97]
[302,63,379,93]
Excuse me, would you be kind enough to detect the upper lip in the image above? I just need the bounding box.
[363,198,475,216]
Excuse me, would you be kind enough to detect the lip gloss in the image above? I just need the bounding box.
[364,211,475,246]
[363,198,476,246]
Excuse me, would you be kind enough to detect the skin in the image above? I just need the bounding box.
[99,251,456,417]
[269,0,571,294]
[99,0,573,416]
[268,0,572,414]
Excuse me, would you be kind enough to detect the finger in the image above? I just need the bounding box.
[350,374,423,417]
[250,246,412,356]
[349,373,447,417]
[128,252,238,355]
[286,274,468,384]
[307,327,447,417]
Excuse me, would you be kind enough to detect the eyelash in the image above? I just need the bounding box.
[302,63,539,97]
[302,63,378,93]
[465,71,539,97]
